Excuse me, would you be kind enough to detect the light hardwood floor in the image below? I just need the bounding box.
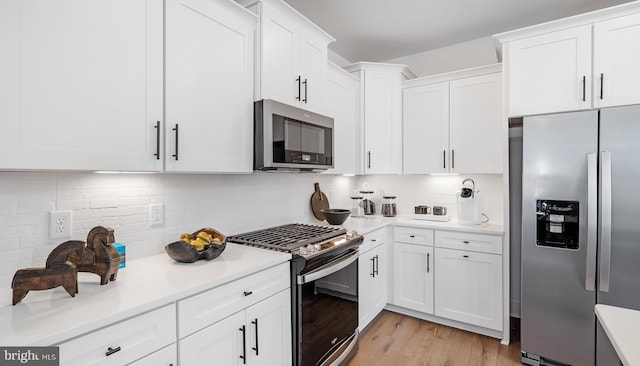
[347,311,521,366]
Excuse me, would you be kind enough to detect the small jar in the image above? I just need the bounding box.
[381,196,397,217]
[351,194,364,217]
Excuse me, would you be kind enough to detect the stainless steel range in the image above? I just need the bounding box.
[228,223,363,366]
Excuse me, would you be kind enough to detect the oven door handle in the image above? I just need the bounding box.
[297,250,359,285]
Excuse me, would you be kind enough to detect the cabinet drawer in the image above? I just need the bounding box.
[360,228,386,253]
[58,304,176,366]
[394,226,434,245]
[128,343,176,366]
[178,263,289,338]
[434,231,502,254]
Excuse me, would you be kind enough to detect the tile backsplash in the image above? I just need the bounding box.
[0,171,502,287]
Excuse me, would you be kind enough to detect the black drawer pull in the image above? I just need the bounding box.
[243,291,253,296]
[463,240,469,244]
[463,255,469,258]
[409,235,415,238]
[105,346,121,356]
[371,238,377,242]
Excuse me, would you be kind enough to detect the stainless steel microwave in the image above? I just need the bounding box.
[254,99,334,171]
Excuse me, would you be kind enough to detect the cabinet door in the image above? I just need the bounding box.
[298,27,327,114]
[246,290,292,366]
[434,248,502,331]
[507,25,592,116]
[260,2,299,106]
[165,0,255,173]
[359,243,387,331]
[402,82,449,174]
[449,72,503,174]
[0,0,163,171]
[393,243,433,314]
[594,12,640,108]
[363,69,403,174]
[326,64,360,174]
[179,311,245,366]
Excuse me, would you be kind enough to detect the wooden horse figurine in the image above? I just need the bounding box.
[67,226,121,285]
[11,240,85,305]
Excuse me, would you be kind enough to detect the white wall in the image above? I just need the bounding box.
[385,37,499,77]
[0,171,503,287]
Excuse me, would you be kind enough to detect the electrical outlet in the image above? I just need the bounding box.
[149,204,163,226]
[50,210,72,239]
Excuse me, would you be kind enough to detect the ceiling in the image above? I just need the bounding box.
[282,0,634,62]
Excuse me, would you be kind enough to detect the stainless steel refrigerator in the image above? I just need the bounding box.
[521,104,640,366]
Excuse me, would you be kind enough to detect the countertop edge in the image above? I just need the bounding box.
[595,304,640,366]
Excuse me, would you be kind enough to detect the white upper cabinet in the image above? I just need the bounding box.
[325,62,361,175]
[165,0,256,173]
[496,2,640,116]
[0,0,163,171]
[345,62,416,175]
[402,82,449,174]
[239,0,334,114]
[402,65,503,174]
[505,25,592,117]
[449,72,503,174]
[593,12,640,108]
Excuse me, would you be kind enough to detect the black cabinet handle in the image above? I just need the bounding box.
[367,151,371,169]
[371,238,377,242]
[251,319,259,356]
[370,256,375,277]
[582,75,586,102]
[154,121,160,160]
[374,255,379,276]
[172,124,179,161]
[239,325,247,364]
[243,291,253,296]
[105,346,121,357]
[463,255,469,258]
[409,235,415,238]
[451,149,455,169]
[427,252,430,273]
[600,73,604,100]
[302,78,308,103]
[463,240,469,244]
[443,150,446,169]
[296,76,301,101]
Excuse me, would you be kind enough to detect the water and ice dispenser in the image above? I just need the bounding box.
[536,200,579,250]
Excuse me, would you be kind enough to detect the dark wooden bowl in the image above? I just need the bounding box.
[165,228,226,263]
[321,208,351,225]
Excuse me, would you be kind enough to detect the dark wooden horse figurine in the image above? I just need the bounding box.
[11,240,85,305]
[66,226,121,285]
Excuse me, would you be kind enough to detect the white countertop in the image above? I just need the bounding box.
[595,304,640,366]
[339,215,504,236]
[0,243,291,346]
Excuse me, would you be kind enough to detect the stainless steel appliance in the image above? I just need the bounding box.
[254,99,334,171]
[228,224,363,366]
[521,105,640,365]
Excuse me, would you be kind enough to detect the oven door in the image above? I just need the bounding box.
[297,249,358,366]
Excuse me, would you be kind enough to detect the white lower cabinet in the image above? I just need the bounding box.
[358,228,387,330]
[128,343,176,366]
[58,304,176,366]
[179,289,291,366]
[393,242,434,314]
[434,247,502,331]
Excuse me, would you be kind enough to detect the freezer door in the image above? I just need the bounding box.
[597,105,640,365]
[521,111,598,366]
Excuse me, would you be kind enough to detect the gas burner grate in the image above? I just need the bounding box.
[227,223,346,252]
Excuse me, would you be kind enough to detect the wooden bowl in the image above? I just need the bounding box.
[165,228,226,263]
[321,208,351,225]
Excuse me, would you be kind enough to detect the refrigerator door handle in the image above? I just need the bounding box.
[586,152,598,291]
[600,151,612,292]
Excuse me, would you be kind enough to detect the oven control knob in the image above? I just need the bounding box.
[314,244,321,251]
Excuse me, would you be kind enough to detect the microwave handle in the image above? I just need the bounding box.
[297,250,358,285]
